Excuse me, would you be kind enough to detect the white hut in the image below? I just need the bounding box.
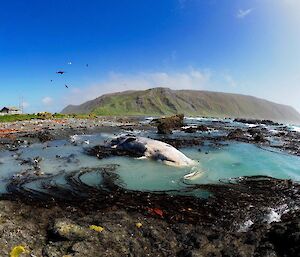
[0,107,22,115]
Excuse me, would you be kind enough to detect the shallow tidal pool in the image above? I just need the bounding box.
[0,133,300,196]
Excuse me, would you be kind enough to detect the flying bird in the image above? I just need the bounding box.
[56,71,65,75]
[65,84,69,88]
[237,8,253,19]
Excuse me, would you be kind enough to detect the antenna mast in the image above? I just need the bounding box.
[19,96,24,114]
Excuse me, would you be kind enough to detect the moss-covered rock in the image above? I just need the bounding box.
[156,114,184,134]
[50,219,90,241]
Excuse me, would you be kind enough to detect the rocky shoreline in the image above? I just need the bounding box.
[1,174,300,257]
[0,201,299,257]
[0,116,300,256]
[1,116,299,156]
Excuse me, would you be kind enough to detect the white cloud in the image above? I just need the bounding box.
[237,8,253,19]
[224,74,238,88]
[63,68,212,105]
[42,97,53,105]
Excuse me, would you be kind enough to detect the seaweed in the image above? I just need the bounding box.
[2,166,300,231]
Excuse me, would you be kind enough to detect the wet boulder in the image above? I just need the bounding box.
[182,125,209,133]
[156,114,184,134]
[88,144,145,159]
[261,120,281,126]
[247,128,266,143]
[197,125,209,132]
[37,130,54,143]
[227,129,246,140]
[234,118,280,126]
[234,118,252,124]
[253,133,266,143]
[258,211,300,257]
[183,127,197,133]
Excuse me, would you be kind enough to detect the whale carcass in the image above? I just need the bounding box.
[109,136,197,167]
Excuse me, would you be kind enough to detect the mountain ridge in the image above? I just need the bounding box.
[61,87,300,123]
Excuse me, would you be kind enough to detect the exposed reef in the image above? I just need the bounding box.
[0,166,300,256]
[0,116,300,256]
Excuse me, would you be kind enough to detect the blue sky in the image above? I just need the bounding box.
[0,0,299,113]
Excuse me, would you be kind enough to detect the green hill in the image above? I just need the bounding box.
[61,87,300,123]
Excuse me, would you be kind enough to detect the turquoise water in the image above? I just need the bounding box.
[183,143,300,184]
[1,133,300,195]
[94,142,300,192]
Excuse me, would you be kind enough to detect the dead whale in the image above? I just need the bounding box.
[109,136,197,167]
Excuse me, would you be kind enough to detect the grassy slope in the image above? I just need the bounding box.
[61,88,300,122]
[0,114,38,123]
[93,90,177,115]
[0,113,96,123]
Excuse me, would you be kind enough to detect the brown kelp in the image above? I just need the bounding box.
[2,165,300,231]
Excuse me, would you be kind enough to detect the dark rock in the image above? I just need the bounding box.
[37,130,54,143]
[253,133,266,143]
[197,125,209,132]
[157,114,184,134]
[1,175,300,256]
[182,125,209,133]
[42,242,73,257]
[88,143,144,159]
[264,213,300,257]
[234,118,280,126]
[247,128,266,143]
[247,128,259,135]
[183,127,197,133]
[227,126,267,144]
[244,231,257,245]
[177,249,193,257]
[227,129,245,140]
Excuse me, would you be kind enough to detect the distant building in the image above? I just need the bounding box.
[0,107,22,115]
